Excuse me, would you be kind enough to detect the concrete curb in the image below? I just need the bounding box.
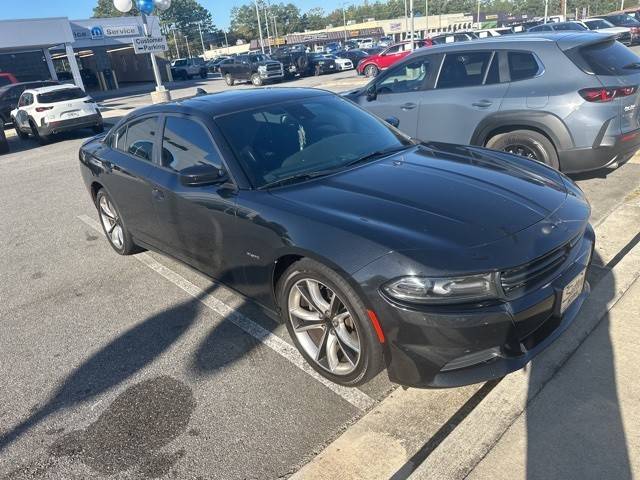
[409,204,640,480]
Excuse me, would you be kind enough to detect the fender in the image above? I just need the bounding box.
[470,110,575,152]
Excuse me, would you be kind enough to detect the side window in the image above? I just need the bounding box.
[508,52,540,81]
[385,45,402,55]
[161,117,222,172]
[112,124,128,151]
[378,58,431,94]
[124,116,158,162]
[436,52,493,89]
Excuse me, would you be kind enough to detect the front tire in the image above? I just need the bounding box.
[486,129,559,169]
[364,64,379,78]
[251,73,263,86]
[277,258,384,386]
[14,118,29,140]
[96,189,141,255]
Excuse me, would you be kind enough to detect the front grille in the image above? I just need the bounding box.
[501,234,582,296]
[266,63,280,71]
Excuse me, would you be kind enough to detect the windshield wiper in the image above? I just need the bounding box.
[623,62,640,69]
[344,145,413,167]
[259,169,337,189]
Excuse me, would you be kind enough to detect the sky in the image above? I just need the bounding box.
[0,0,346,29]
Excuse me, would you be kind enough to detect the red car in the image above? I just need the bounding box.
[356,40,433,77]
[0,73,18,88]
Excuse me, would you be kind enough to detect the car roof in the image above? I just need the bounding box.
[131,87,331,119]
[410,31,614,52]
[24,84,83,95]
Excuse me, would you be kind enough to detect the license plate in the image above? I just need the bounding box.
[560,269,586,314]
[65,111,80,119]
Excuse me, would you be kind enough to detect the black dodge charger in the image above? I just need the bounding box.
[79,88,594,388]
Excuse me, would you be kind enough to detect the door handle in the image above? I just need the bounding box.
[152,188,165,200]
[401,102,417,110]
[472,100,493,108]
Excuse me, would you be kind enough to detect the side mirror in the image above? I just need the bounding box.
[180,163,228,187]
[366,84,377,102]
[385,116,400,128]
[196,88,207,96]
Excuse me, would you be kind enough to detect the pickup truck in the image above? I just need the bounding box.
[171,58,208,80]
[219,54,284,86]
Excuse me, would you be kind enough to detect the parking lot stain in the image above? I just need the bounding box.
[50,376,195,478]
[30,271,44,280]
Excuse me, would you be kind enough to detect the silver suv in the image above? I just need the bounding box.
[346,32,640,173]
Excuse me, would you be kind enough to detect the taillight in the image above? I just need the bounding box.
[35,106,53,112]
[579,86,637,102]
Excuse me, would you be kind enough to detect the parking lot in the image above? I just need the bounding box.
[2,66,640,480]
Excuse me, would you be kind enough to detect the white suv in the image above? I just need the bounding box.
[11,84,103,144]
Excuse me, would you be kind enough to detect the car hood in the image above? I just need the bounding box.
[271,144,568,250]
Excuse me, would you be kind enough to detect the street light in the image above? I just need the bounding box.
[113,0,172,103]
[342,4,348,42]
[254,0,265,53]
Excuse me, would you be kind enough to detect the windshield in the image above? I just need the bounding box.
[250,54,269,62]
[37,88,86,103]
[606,14,640,25]
[216,94,412,188]
[585,19,612,29]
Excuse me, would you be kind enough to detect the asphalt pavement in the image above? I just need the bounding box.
[1,70,640,479]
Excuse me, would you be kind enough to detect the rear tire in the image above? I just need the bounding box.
[277,258,385,387]
[486,129,559,170]
[224,73,235,86]
[364,64,379,78]
[95,188,141,256]
[29,119,48,145]
[200,70,207,79]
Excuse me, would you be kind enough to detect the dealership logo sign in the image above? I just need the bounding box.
[91,26,104,39]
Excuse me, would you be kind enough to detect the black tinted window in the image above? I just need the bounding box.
[508,52,540,81]
[378,58,430,93]
[37,88,85,103]
[437,52,493,88]
[577,40,640,76]
[161,117,221,172]
[124,117,157,162]
[554,22,586,31]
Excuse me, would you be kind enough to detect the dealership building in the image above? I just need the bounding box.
[0,16,169,92]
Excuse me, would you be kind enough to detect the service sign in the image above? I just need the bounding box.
[104,25,140,37]
[132,36,169,54]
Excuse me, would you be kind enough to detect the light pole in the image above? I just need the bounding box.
[224,30,230,54]
[255,0,265,53]
[171,24,180,58]
[197,20,206,54]
[476,0,481,28]
[342,3,348,42]
[409,0,415,50]
[263,4,272,53]
[113,0,172,103]
[185,34,192,58]
[425,0,429,34]
[544,0,549,23]
[404,0,408,40]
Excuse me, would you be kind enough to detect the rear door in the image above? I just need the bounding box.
[377,44,409,70]
[355,55,435,137]
[100,115,160,246]
[413,50,509,145]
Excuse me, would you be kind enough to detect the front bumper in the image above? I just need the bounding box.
[40,112,102,136]
[361,224,595,388]
[559,127,640,174]
[259,69,284,80]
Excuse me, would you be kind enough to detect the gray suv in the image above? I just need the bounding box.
[346,32,640,173]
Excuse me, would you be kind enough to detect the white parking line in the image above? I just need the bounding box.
[78,214,376,411]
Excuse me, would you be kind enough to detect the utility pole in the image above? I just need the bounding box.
[410,0,415,49]
[425,0,429,33]
[255,0,265,53]
[263,4,272,53]
[561,0,567,19]
[185,34,191,58]
[404,0,408,40]
[197,21,205,54]
[544,0,549,23]
[172,25,180,58]
[342,4,348,42]
[224,30,229,54]
[621,0,625,10]
[477,0,481,28]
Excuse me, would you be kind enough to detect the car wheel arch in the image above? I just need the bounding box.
[471,112,574,153]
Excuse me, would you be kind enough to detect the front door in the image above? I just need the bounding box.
[150,114,238,281]
[415,50,509,145]
[354,55,435,138]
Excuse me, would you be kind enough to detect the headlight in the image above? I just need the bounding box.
[258,65,267,72]
[382,273,500,304]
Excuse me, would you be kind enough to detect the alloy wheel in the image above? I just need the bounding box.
[503,144,538,160]
[99,195,124,250]
[287,278,361,375]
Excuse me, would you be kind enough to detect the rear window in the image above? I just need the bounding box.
[508,52,540,81]
[37,88,86,103]
[576,40,640,76]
